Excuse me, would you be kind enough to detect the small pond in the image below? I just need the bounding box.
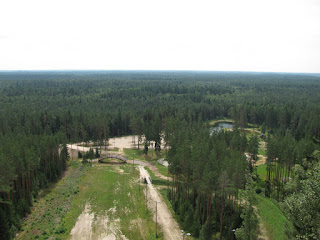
[210,122,234,135]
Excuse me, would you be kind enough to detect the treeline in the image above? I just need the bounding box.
[1,71,320,142]
[0,132,68,239]
[264,131,317,200]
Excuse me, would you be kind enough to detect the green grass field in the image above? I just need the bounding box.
[155,162,169,177]
[17,162,160,240]
[256,195,293,240]
[257,164,267,181]
[124,148,166,162]
[258,149,266,156]
[145,167,168,186]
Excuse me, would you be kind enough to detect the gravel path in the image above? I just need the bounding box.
[139,166,182,240]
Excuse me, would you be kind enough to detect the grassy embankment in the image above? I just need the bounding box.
[256,162,293,240]
[16,160,159,240]
[256,195,293,240]
[124,148,166,161]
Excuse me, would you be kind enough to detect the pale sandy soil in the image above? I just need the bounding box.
[157,158,169,167]
[255,155,267,166]
[68,135,167,155]
[70,202,128,240]
[139,166,182,240]
[70,204,94,240]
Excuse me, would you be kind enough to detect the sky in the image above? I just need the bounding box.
[0,0,319,73]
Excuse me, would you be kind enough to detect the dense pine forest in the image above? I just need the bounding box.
[1,71,320,239]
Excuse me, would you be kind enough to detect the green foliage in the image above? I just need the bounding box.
[94,148,100,158]
[236,174,259,240]
[167,121,247,239]
[199,218,211,240]
[143,142,149,155]
[282,153,320,239]
[247,135,259,161]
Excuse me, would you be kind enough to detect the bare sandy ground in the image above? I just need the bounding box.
[255,155,267,166]
[68,135,167,155]
[70,202,129,240]
[70,204,94,240]
[139,166,182,240]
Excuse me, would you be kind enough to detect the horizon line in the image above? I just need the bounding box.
[0,69,319,75]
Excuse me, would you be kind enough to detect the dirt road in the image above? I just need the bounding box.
[139,166,182,240]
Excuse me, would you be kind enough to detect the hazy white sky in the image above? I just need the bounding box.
[0,0,319,72]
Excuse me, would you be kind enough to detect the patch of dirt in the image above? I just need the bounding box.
[70,202,129,240]
[114,166,124,174]
[70,204,94,240]
[93,215,128,240]
[255,155,267,166]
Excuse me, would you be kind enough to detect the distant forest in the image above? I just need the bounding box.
[0,71,320,239]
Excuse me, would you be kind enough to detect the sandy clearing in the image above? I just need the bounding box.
[255,155,267,166]
[139,166,182,240]
[68,135,167,155]
[70,203,129,240]
[70,204,94,240]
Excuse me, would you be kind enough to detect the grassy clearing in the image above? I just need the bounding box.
[17,162,159,240]
[124,148,166,162]
[155,162,169,177]
[64,164,160,239]
[256,195,292,240]
[123,148,145,160]
[145,167,168,186]
[256,164,267,181]
[258,149,266,156]
[242,129,260,137]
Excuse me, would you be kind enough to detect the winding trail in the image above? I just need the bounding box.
[139,166,182,240]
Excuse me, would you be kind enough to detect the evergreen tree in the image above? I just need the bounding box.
[236,174,259,240]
